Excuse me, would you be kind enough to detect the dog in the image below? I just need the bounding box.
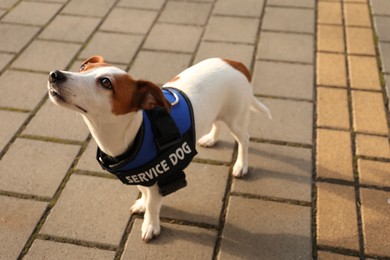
[48,56,271,242]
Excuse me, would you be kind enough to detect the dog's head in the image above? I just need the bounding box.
[48,56,171,117]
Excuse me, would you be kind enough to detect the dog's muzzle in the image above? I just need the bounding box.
[49,70,66,83]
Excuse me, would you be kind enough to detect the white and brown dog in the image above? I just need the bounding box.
[48,56,271,242]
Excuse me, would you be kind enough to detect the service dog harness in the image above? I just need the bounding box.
[97,88,197,196]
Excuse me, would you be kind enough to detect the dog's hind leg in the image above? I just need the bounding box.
[197,121,221,147]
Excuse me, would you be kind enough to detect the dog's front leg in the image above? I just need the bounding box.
[141,184,162,242]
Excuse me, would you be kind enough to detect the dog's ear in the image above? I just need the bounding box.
[80,56,105,72]
[136,80,172,112]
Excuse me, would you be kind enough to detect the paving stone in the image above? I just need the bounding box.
[379,42,390,74]
[360,188,390,257]
[317,182,360,251]
[0,24,39,53]
[317,25,345,53]
[159,1,212,25]
[351,90,388,135]
[268,0,315,8]
[23,100,90,142]
[40,175,139,245]
[253,60,313,100]
[0,196,47,260]
[26,239,116,260]
[318,2,343,25]
[262,7,314,34]
[346,27,376,55]
[370,0,390,16]
[373,16,390,42]
[344,2,372,27]
[316,87,350,130]
[358,159,390,188]
[101,8,157,34]
[129,51,192,85]
[61,0,114,17]
[355,134,390,159]
[317,251,360,260]
[144,24,203,53]
[161,162,229,226]
[316,129,354,181]
[204,16,259,44]
[0,53,14,71]
[0,70,48,111]
[2,1,62,26]
[0,0,18,8]
[0,110,28,152]
[220,196,311,259]
[194,41,254,68]
[386,74,390,102]
[12,40,81,72]
[123,219,216,259]
[76,139,107,174]
[213,0,265,17]
[249,98,313,145]
[348,56,381,91]
[39,15,100,43]
[257,32,314,63]
[0,138,79,197]
[317,53,347,87]
[80,32,143,64]
[117,0,165,9]
[233,142,312,202]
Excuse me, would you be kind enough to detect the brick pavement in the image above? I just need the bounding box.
[0,0,388,259]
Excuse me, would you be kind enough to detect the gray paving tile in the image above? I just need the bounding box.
[2,1,62,26]
[194,41,254,69]
[0,70,47,110]
[61,0,115,17]
[233,142,312,202]
[129,51,192,85]
[159,1,212,25]
[373,16,390,42]
[40,175,139,245]
[23,100,90,142]
[204,16,259,44]
[26,240,116,260]
[123,220,216,259]
[144,24,203,53]
[0,0,18,8]
[262,7,315,34]
[0,53,14,71]
[213,0,265,17]
[252,60,313,100]
[249,98,313,145]
[0,110,28,152]
[220,196,311,259]
[80,32,143,64]
[379,42,390,74]
[100,8,157,34]
[12,40,81,72]
[161,162,229,225]
[117,0,165,9]
[0,138,80,197]
[0,196,47,260]
[370,0,390,16]
[76,139,107,174]
[39,15,100,43]
[268,0,315,8]
[257,32,314,63]
[0,24,39,53]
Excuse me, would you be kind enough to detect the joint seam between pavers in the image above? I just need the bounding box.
[317,125,350,132]
[210,13,262,20]
[202,39,254,47]
[96,29,145,37]
[231,191,311,207]
[0,50,18,55]
[141,47,194,55]
[0,107,31,113]
[250,137,313,149]
[0,190,51,203]
[317,178,356,188]
[266,5,314,11]
[158,216,218,231]
[317,245,361,258]
[262,29,314,36]
[18,134,85,146]
[358,154,390,163]
[37,234,118,252]
[257,58,313,65]
[156,21,206,28]
[254,93,313,103]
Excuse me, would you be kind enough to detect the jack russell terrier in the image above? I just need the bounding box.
[48,56,271,242]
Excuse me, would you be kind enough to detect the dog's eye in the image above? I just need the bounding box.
[99,77,113,90]
[80,64,86,71]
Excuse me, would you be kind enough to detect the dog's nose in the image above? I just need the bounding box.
[49,70,66,83]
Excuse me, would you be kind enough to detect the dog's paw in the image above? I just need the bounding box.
[141,221,161,242]
[130,198,146,214]
[232,161,248,178]
[198,134,218,147]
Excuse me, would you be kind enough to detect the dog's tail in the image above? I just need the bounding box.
[251,97,272,119]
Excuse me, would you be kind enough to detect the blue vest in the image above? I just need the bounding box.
[97,88,197,195]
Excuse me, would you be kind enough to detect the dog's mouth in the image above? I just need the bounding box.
[48,85,88,113]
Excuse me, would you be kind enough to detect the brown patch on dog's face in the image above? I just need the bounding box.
[80,56,111,72]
